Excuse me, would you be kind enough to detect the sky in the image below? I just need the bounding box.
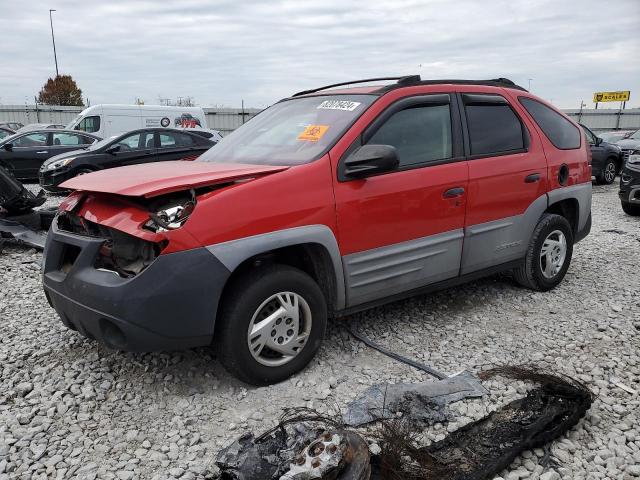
[0,0,638,110]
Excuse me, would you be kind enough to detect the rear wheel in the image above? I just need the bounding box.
[596,158,617,185]
[621,201,640,216]
[513,214,574,291]
[215,265,327,385]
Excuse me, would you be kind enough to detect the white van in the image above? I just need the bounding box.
[66,105,210,139]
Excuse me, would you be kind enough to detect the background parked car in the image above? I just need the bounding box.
[0,129,101,180]
[0,122,23,131]
[580,123,622,184]
[39,127,216,190]
[17,123,67,133]
[0,126,16,141]
[619,148,640,216]
[616,130,640,164]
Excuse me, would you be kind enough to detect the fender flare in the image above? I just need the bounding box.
[206,225,346,310]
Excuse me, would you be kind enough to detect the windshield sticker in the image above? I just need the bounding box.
[298,125,329,142]
[317,100,362,112]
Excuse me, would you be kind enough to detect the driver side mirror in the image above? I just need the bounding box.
[105,144,121,155]
[595,137,603,146]
[3,143,13,152]
[343,144,399,179]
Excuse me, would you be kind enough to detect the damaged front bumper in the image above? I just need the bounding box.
[42,219,230,351]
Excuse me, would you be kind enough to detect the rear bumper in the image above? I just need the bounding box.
[42,221,230,351]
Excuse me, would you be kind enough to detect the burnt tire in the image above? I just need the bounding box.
[513,213,574,292]
[215,264,327,386]
[595,158,617,185]
[621,201,640,216]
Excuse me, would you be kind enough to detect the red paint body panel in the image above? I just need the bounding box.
[182,157,337,247]
[60,161,289,198]
[502,90,592,189]
[459,85,549,226]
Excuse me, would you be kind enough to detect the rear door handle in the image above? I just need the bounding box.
[443,187,465,198]
[525,173,541,183]
[36,151,48,154]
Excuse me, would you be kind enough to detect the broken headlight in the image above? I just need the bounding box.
[144,190,196,232]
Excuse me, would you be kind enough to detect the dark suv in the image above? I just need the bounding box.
[580,124,622,184]
[42,76,591,385]
[619,149,640,216]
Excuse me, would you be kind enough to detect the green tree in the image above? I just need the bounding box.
[37,75,84,106]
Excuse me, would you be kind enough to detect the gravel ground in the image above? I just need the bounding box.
[1,182,638,480]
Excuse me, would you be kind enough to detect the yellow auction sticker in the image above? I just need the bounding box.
[298,125,330,142]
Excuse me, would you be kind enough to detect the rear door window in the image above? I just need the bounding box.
[519,97,580,149]
[159,132,195,148]
[464,97,525,156]
[52,132,86,146]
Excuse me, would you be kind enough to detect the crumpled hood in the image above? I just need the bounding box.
[60,161,289,197]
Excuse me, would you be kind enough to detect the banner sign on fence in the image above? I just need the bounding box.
[593,91,631,103]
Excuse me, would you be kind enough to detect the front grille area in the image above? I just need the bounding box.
[623,150,632,162]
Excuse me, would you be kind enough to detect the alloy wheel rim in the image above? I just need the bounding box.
[539,230,567,279]
[247,292,312,367]
[605,163,616,182]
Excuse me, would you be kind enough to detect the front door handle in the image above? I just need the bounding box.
[443,187,465,198]
[525,173,541,183]
[36,151,48,154]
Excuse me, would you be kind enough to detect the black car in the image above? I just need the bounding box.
[39,128,217,191]
[0,126,15,141]
[619,148,640,216]
[0,129,101,180]
[580,124,622,185]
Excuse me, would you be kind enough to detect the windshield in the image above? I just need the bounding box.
[630,130,640,140]
[197,94,376,166]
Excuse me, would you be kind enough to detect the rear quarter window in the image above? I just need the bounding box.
[519,97,581,150]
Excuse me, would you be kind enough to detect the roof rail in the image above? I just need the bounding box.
[292,75,422,97]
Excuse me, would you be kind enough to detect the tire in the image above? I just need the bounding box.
[595,158,617,185]
[621,201,640,216]
[215,264,327,385]
[513,213,574,291]
[74,167,95,176]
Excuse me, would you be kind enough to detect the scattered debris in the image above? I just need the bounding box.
[0,165,55,250]
[215,366,593,480]
[609,376,637,395]
[344,371,488,427]
[602,228,626,235]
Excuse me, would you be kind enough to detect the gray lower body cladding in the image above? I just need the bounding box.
[43,223,230,352]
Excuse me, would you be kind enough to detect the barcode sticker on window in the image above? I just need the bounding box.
[317,100,362,111]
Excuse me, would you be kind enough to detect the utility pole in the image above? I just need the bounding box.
[49,9,59,77]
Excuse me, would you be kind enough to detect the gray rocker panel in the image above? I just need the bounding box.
[343,229,464,307]
[206,225,346,310]
[461,194,548,275]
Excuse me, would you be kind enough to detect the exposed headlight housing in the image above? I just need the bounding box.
[45,157,75,171]
[144,190,196,232]
[628,151,640,165]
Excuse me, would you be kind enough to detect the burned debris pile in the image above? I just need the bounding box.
[0,165,54,250]
[215,366,594,480]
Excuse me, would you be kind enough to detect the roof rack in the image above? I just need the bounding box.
[292,75,527,97]
[292,75,421,97]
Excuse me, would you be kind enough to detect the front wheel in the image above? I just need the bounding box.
[215,265,327,385]
[621,201,640,216]
[513,213,574,291]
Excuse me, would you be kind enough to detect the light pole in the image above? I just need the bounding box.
[528,78,533,91]
[49,9,59,77]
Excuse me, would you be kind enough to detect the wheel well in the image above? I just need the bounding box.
[609,155,622,172]
[546,198,579,236]
[219,243,338,316]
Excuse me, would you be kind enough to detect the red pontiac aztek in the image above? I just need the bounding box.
[42,76,592,385]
